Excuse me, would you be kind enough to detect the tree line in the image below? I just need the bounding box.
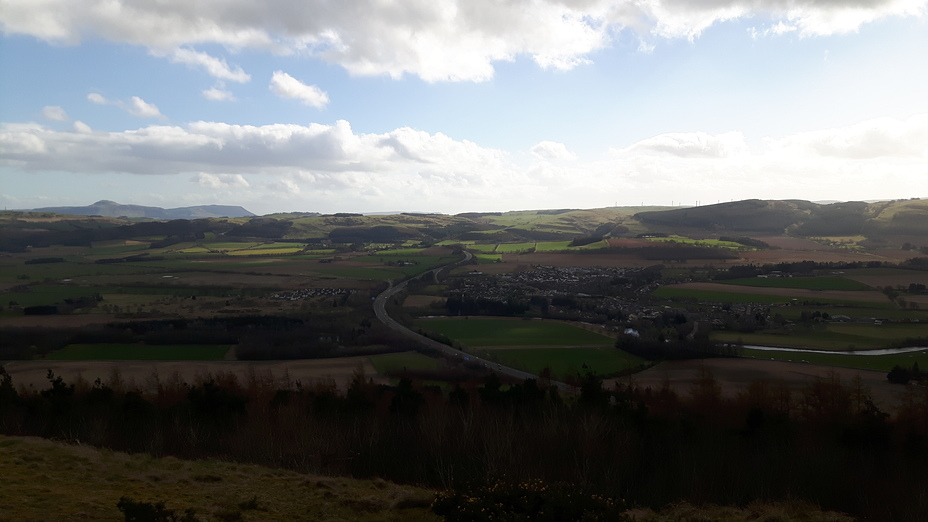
[1,366,926,521]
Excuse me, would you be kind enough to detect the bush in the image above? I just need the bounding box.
[432,478,627,522]
[116,497,196,522]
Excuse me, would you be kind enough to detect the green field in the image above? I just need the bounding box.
[467,244,498,253]
[310,266,401,279]
[717,277,872,291]
[647,235,746,250]
[778,306,928,322]
[199,241,262,250]
[737,347,928,372]
[46,344,230,361]
[476,347,646,379]
[374,248,427,256]
[474,254,502,264]
[496,243,535,253]
[225,247,303,256]
[417,318,614,347]
[711,322,928,351]
[653,287,893,307]
[2,285,106,307]
[369,351,440,374]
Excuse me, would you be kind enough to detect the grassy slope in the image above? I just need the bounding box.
[0,435,438,522]
[0,435,855,522]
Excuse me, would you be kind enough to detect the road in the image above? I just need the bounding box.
[373,250,572,390]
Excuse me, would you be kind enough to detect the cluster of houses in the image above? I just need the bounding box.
[271,288,355,301]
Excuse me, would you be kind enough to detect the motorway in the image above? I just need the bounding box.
[372,250,571,389]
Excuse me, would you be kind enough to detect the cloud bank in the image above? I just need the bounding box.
[2,1,924,82]
[2,113,925,212]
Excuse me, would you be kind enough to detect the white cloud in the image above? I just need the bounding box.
[193,173,250,189]
[531,141,577,160]
[202,87,235,101]
[126,96,163,118]
[73,121,92,134]
[765,114,928,159]
[167,48,250,83]
[0,119,511,180]
[42,106,68,121]
[269,71,329,108]
[86,93,163,118]
[617,131,749,158]
[3,1,924,82]
[87,93,107,104]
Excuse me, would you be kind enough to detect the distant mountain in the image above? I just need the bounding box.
[30,200,255,219]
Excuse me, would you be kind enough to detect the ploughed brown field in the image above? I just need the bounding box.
[739,248,910,264]
[0,314,119,328]
[668,282,891,303]
[608,358,904,413]
[843,271,928,288]
[752,236,835,250]
[501,252,662,268]
[606,238,658,248]
[3,357,385,393]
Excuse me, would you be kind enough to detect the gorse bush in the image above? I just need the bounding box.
[116,497,197,522]
[432,478,627,522]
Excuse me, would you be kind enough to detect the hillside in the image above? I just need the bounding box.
[0,435,438,521]
[635,198,928,239]
[2,199,925,252]
[30,200,255,219]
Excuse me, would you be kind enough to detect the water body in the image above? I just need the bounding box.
[741,345,928,357]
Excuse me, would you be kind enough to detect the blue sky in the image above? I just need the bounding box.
[1,1,927,215]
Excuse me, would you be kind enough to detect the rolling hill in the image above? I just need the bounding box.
[29,200,255,219]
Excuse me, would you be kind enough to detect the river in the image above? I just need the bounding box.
[741,345,928,356]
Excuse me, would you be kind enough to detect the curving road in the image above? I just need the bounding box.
[373,250,572,390]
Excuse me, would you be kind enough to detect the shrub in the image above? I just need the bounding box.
[432,478,627,522]
[116,497,196,522]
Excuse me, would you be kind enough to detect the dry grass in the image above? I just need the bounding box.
[627,501,856,521]
[0,435,438,522]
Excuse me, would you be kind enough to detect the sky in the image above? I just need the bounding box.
[1,1,927,216]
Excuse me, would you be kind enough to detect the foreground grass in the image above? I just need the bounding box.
[0,435,857,522]
[0,435,438,522]
[626,502,854,522]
